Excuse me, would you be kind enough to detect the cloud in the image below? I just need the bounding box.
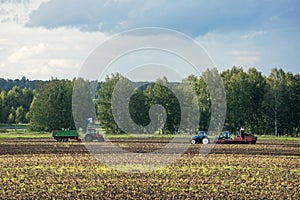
[241,31,267,40]
[27,0,134,32]
[196,27,300,75]
[0,38,9,44]
[0,0,49,24]
[27,0,300,36]
[0,0,299,80]
[8,43,47,62]
[47,59,74,68]
[26,63,78,79]
[0,22,108,79]
[228,50,261,64]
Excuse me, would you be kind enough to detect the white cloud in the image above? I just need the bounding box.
[0,38,9,44]
[196,28,300,75]
[241,31,267,40]
[228,50,261,65]
[0,22,108,79]
[0,0,49,24]
[195,31,259,71]
[0,0,299,80]
[47,59,74,68]
[8,43,47,62]
[26,64,68,79]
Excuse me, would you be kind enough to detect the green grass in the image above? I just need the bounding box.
[1,130,299,141]
[0,131,52,139]
[257,135,300,140]
[0,123,28,129]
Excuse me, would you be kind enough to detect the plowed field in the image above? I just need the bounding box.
[0,139,299,199]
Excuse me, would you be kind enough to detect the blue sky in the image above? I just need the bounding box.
[0,0,299,80]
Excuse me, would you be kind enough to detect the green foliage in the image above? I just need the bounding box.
[0,131,52,139]
[262,68,298,136]
[7,113,14,124]
[129,88,151,127]
[0,86,33,124]
[0,76,44,92]
[151,77,181,134]
[72,78,97,130]
[0,128,7,133]
[15,106,25,124]
[29,79,75,131]
[219,67,300,136]
[97,75,195,134]
[1,67,300,136]
[95,68,300,136]
[220,67,266,133]
[187,74,210,131]
[96,73,123,133]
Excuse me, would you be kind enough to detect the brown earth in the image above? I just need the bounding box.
[0,139,299,199]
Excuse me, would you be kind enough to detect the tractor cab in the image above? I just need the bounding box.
[217,131,231,140]
[198,131,207,137]
[216,131,231,140]
[87,128,97,134]
[85,128,104,142]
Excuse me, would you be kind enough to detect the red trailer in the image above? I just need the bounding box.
[215,131,257,144]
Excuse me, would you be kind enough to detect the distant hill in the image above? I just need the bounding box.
[0,76,45,92]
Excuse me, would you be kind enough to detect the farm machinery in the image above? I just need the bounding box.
[84,128,104,142]
[190,128,257,145]
[52,130,80,142]
[52,128,104,142]
[215,129,257,144]
[191,131,210,144]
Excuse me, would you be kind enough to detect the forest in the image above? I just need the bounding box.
[1,67,299,136]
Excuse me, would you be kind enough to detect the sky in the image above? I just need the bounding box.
[0,0,299,80]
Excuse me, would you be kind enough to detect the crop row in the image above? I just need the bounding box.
[1,140,300,156]
[1,150,299,199]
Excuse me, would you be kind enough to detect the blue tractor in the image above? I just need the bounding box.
[191,130,210,144]
[215,131,231,140]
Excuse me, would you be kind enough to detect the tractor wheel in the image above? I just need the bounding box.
[62,138,68,142]
[251,140,257,144]
[97,137,104,142]
[202,137,210,145]
[191,139,197,144]
[57,137,62,142]
[85,134,93,142]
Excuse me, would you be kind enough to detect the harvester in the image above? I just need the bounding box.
[215,129,257,144]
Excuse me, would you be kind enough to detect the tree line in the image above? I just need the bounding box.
[1,67,299,136]
[220,67,300,136]
[96,68,300,136]
[0,86,33,124]
[0,76,44,92]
